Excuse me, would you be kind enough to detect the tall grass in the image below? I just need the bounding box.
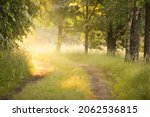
[0,49,31,97]
[65,53,150,100]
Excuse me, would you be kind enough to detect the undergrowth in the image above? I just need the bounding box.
[0,49,31,97]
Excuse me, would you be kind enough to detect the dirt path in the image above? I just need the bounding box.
[81,64,111,100]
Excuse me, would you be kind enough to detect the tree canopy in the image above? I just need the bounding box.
[1,0,150,63]
[0,0,38,49]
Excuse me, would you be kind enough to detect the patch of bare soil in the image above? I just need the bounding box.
[81,64,111,100]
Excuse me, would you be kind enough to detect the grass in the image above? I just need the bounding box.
[13,54,93,100]
[64,52,150,100]
[0,49,31,97]
[3,47,150,100]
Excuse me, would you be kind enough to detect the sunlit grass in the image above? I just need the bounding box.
[30,53,54,77]
[61,76,89,92]
[13,54,93,100]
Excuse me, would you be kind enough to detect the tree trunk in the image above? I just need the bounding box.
[84,3,89,54]
[56,24,63,52]
[107,24,116,55]
[125,37,130,61]
[129,1,142,61]
[85,28,89,54]
[125,15,132,61]
[144,2,150,63]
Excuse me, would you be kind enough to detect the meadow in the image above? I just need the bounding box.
[0,45,150,100]
[64,52,150,100]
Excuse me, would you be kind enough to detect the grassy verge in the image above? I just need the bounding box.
[64,53,150,100]
[13,54,93,100]
[0,49,31,97]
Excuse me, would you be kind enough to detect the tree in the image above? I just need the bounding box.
[101,0,129,55]
[70,0,102,54]
[107,23,116,55]
[0,0,38,49]
[129,0,142,61]
[46,0,71,52]
[144,0,150,63]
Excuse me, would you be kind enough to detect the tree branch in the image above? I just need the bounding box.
[98,0,104,6]
[82,1,86,20]
[88,2,98,21]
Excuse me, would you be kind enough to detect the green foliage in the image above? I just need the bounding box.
[0,50,31,97]
[136,0,145,7]
[69,0,102,32]
[49,0,69,24]
[0,0,39,49]
[40,0,72,27]
[89,31,105,49]
[101,0,129,41]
